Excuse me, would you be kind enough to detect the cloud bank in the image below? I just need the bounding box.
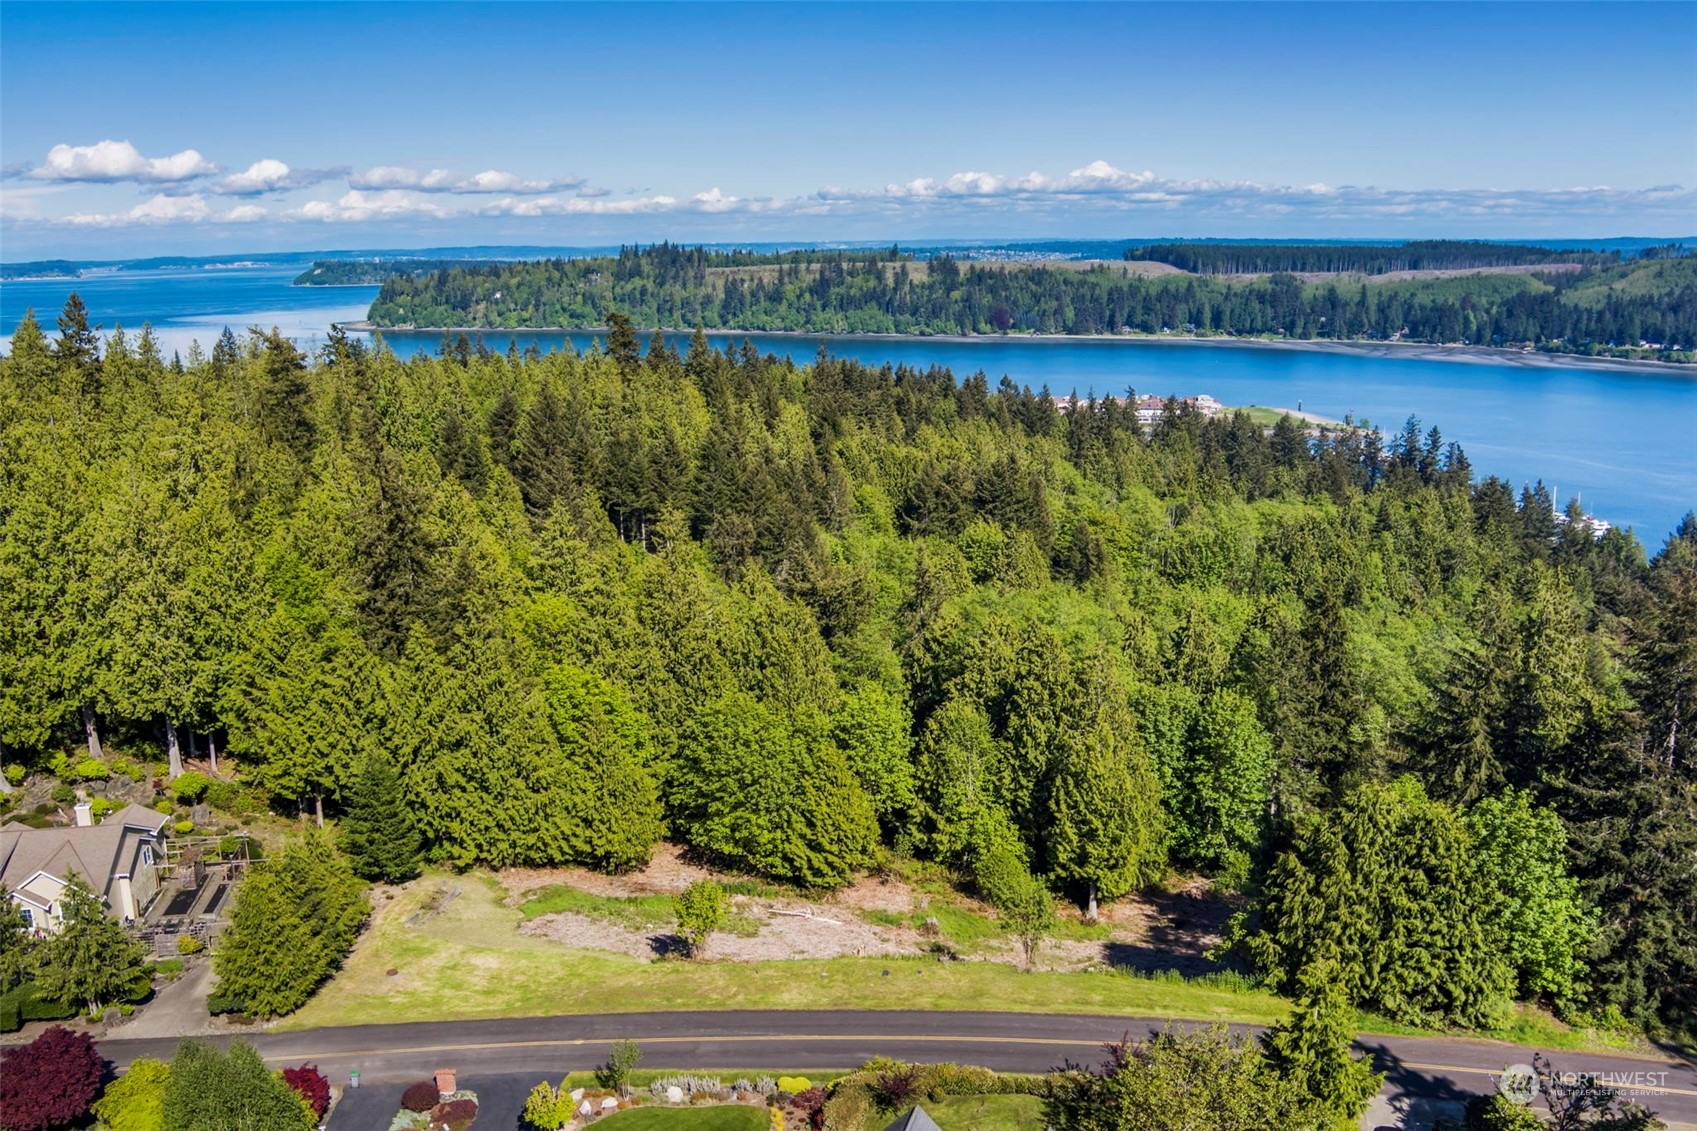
[8,158,1693,234]
[20,140,218,184]
[348,166,585,195]
[210,159,348,196]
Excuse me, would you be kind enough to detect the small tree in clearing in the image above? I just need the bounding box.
[1000,875,1058,970]
[673,879,727,958]
[0,1026,104,1131]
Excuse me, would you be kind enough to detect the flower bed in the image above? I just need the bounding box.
[388,1088,479,1130]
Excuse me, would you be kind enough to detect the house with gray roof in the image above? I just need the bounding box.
[0,802,168,931]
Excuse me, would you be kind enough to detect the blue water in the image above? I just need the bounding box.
[4,265,1694,539]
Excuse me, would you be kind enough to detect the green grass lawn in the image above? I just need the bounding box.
[593,1105,767,1130]
[919,1094,1046,1131]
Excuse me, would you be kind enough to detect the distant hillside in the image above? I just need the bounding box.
[1,260,81,280]
[1123,240,1611,275]
[366,243,1695,361]
[294,259,504,286]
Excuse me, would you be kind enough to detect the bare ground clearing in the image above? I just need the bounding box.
[499,846,1234,975]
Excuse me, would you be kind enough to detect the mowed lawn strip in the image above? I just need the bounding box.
[593,1106,767,1130]
[281,873,1288,1031]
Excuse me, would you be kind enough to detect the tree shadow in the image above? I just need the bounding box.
[1357,1040,1479,1131]
[647,933,691,960]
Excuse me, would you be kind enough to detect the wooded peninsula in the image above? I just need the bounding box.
[352,242,1697,362]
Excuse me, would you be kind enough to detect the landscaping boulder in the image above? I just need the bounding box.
[666,1085,685,1104]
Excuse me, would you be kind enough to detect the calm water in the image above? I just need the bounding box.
[4,264,1694,539]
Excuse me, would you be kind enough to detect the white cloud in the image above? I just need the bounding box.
[348,165,584,194]
[13,158,1694,231]
[58,194,269,227]
[289,190,453,222]
[23,140,217,184]
[209,159,346,196]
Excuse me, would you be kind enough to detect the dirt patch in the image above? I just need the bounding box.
[520,900,920,962]
[499,844,723,903]
[1100,881,1241,978]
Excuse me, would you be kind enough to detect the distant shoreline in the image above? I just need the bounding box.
[335,321,1691,375]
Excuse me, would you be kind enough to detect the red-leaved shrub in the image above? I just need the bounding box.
[432,1097,478,1129]
[434,1098,477,1120]
[402,1081,441,1111]
[284,1063,331,1118]
[0,1026,104,1131]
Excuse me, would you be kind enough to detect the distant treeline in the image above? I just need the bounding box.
[1123,240,1612,275]
[293,260,493,286]
[2,260,81,280]
[368,244,1696,361]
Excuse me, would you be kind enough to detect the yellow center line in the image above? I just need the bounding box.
[258,1035,1697,1098]
[1394,1062,1697,1100]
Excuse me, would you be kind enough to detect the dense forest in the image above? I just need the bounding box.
[293,259,496,286]
[1121,241,1610,275]
[367,244,1697,361]
[2,298,1694,1039]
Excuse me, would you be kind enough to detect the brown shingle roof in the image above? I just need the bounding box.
[0,804,168,899]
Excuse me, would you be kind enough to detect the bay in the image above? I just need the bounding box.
[4,264,1693,539]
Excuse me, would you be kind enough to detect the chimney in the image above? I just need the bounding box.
[74,801,94,827]
[435,1068,457,1099]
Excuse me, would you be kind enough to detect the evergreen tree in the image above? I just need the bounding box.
[32,874,149,1015]
[52,293,101,395]
[213,834,366,1017]
[1261,959,1383,1129]
[339,754,422,884]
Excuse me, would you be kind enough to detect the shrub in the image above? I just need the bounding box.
[1464,1094,1546,1131]
[402,1081,440,1111]
[203,781,248,814]
[12,982,77,1023]
[154,797,173,813]
[74,758,111,781]
[673,879,728,957]
[92,1055,169,1131]
[0,1026,104,1131]
[177,934,206,956]
[171,772,211,804]
[283,1064,331,1119]
[174,820,195,835]
[51,783,76,804]
[792,1086,828,1115]
[3,763,27,786]
[524,1081,570,1129]
[869,1063,923,1109]
[90,797,116,820]
[204,990,242,1016]
[777,1076,812,1094]
[433,1098,477,1127]
[820,1083,872,1131]
[0,994,17,1034]
[596,1039,643,1093]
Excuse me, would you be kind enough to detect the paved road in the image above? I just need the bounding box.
[93,1011,1697,1129]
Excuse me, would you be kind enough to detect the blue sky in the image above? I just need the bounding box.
[3,1,1694,257]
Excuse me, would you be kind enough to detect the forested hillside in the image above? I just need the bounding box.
[1123,240,1606,275]
[367,244,1697,361]
[293,259,495,286]
[3,299,1694,1037]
